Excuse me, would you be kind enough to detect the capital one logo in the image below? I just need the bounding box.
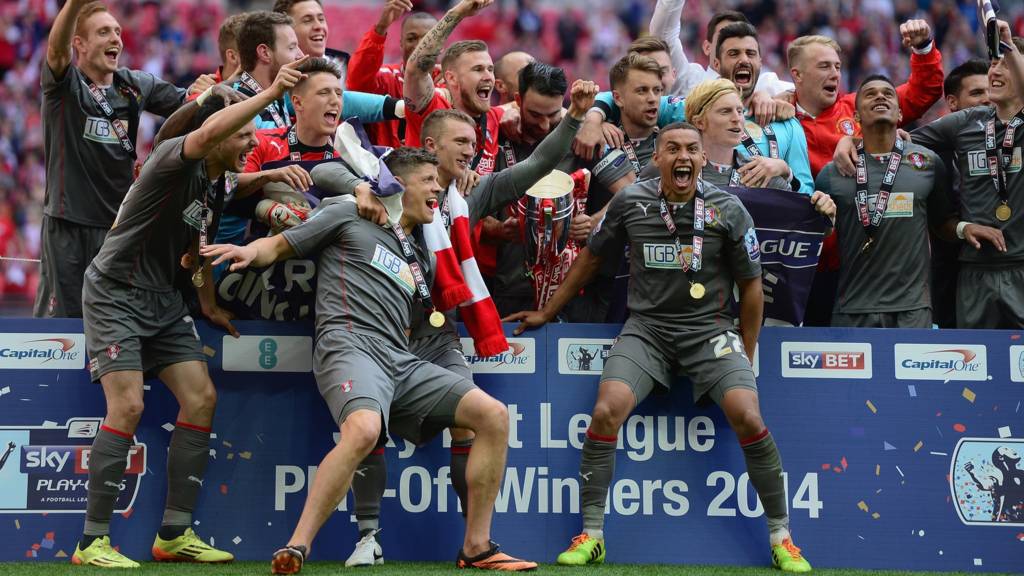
[895,344,987,381]
[461,338,535,374]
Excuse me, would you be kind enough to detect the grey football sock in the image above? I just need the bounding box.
[580,430,617,532]
[741,430,789,536]
[162,422,211,530]
[84,425,133,537]
[450,438,473,518]
[352,448,386,534]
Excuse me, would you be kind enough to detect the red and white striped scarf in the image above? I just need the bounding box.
[422,182,508,358]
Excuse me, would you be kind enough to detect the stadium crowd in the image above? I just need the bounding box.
[10,0,1024,572]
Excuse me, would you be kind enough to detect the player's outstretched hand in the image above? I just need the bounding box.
[833,135,859,177]
[269,55,310,98]
[457,168,481,197]
[203,305,240,339]
[377,0,413,33]
[963,223,1007,252]
[503,310,551,335]
[188,73,218,96]
[567,80,600,120]
[453,0,494,18]
[211,84,247,107]
[810,190,836,222]
[201,243,258,271]
[900,19,932,49]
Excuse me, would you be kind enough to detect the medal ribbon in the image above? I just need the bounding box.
[239,72,290,128]
[658,182,704,281]
[191,172,232,283]
[85,77,138,156]
[739,123,779,159]
[390,223,436,318]
[984,108,1024,208]
[286,126,334,161]
[621,137,643,177]
[855,138,904,242]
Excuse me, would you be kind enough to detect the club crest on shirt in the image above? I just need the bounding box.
[744,228,761,261]
[906,151,929,170]
[83,117,129,145]
[836,117,858,136]
[704,203,720,227]
[744,121,764,141]
[106,344,121,360]
[370,244,415,295]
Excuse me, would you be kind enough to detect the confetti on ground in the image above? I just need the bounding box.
[161,423,175,432]
[142,384,151,391]
[857,535,865,540]
[202,346,216,357]
[841,457,848,470]
[875,489,882,494]
[871,512,880,519]
[930,451,948,456]
[222,440,233,448]
[865,400,877,413]
[210,537,215,547]
[939,550,944,556]
[15,519,20,530]
[0,386,9,396]
[220,484,229,495]
[962,387,976,403]
[239,451,252,460]
[884,441,896,451]
[908,385,917,398]
[227,453,234,460]
[55,550,67,558]
[1017,401,1021,413]
[232,536,242,545]
[935,425,944,438]
[953,423,966,433]
[833,466,841,473]
[857,501,869,513]
[821,463,830,470]
[267,522,272,526]
[896,465,905,477]
[913,441,923,452]
[974,558,983,566]
[999,426,1012,438]
[194,520,200,525]
[875,465,880,476]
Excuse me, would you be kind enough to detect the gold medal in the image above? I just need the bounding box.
[191,269,204,288]
[996,203,1012,221]
[861,238,874,254]
[689,282,705,300]
[429,310,446,328]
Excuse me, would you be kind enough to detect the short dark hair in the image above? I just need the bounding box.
[629,36,670,56]
[609,53,663,90]
[403,11,437,30]
[238,11,293,72]
[218,13,248,63]
[855,74,896,109]
[385,146,439,179]
[293,57,342,92]
[944,59,988,97]
[657,121,701,147]
[518,61,568,99]
[715,22,759,59]
[422,108,476,143]
[271,0,321,15]
[706,10,748,43]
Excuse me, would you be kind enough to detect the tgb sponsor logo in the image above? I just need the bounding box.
[0,418,146,513]
[1010,346,1024,383]
[461,338,535,374]
[558,338,614,375]
[0,334,86,369]
[950,437,1024,526]
[780,342,872,379]
[894,344,986,381]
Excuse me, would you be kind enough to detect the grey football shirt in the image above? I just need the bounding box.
[700,152,792,191]
[816,143,952,314]
[91,136,210,292]
[284,197,432,350]
[587,177,761,341]
[912,106,1024,264]
[584,132,658,216]
[42,64,185,227]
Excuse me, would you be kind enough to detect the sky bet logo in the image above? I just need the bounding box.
[20,445,145,475]
[781,342,872,379]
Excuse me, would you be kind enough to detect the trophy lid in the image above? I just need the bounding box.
[526,170,574,199]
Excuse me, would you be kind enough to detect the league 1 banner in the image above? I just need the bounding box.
[0,319,1020,573]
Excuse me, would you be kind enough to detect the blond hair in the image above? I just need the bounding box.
[74,2,110,38]
[787,35,841,70]
[685,79,740,123]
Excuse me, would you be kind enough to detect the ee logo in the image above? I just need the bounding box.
[259,338,278,369]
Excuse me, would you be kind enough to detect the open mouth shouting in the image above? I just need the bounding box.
[475,84,493,104]
[672,164,694,190]
[732,65,753,87]
[822,82,838,99]
[103,46,120,65]
[324,110,339,125]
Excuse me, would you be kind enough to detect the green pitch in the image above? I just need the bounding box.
[0,563,1013,576]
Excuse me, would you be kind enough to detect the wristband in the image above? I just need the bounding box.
[956,221,970,240]
[912,38,933,54]
[196,86,214,106]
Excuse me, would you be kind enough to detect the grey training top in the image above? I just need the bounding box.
[588,177,761,342]
[42,63,185,227]
[284,197,433,350]
[816,143,952,314]
[912,106,1024,265]
[91,136,209,292]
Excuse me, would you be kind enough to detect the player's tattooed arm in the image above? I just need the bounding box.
[404,0,494,112]
[736,275,763,364]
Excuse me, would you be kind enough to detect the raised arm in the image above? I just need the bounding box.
[347,0,412,93]
[404,0,494,113]
[183,57,307,161]
[649,0,688,95]
[894,19,944,125]
[47,0,95,78]
[154,85,245,147]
